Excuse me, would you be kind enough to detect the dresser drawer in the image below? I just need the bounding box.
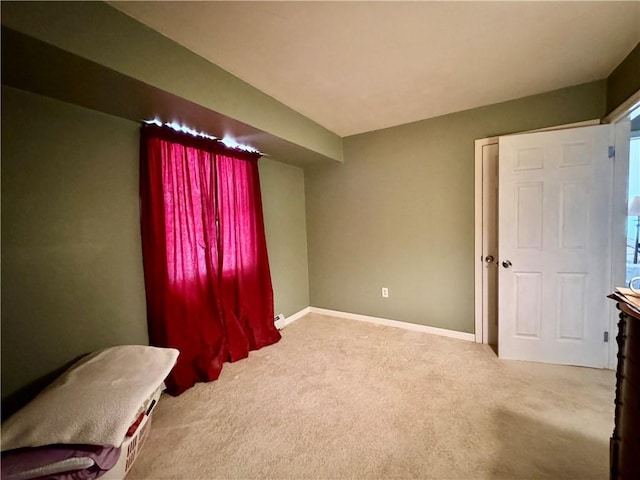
[611,305,640,480]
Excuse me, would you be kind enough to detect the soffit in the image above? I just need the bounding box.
[112,1,640,137]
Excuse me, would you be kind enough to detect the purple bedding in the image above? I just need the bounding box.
[1,444,120,480]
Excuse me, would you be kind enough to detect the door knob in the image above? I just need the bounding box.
[485,255,495,264]
[502,260,512,269]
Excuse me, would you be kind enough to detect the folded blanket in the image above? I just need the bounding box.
[1,444,120,480]
[1,345,179,451]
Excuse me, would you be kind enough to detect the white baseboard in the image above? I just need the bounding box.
[308,307,475,342]
[277,306,311,329]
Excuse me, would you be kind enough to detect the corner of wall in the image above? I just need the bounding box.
[606,42,640,116]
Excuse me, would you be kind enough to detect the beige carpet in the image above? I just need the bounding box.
[128,313,615,480]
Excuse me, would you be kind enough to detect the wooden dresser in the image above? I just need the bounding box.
[609,298,640,480]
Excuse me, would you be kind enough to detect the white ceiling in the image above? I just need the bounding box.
[111,1,639,137]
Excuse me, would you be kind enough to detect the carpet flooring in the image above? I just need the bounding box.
[128,313,615,479]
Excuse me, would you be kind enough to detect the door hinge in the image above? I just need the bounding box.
[608,146,615,159]
[604,331,609,343]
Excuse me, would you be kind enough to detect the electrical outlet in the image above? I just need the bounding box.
[382,287,389,298]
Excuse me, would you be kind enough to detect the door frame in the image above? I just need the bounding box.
[603,89,640,369]
[474,137,498,344]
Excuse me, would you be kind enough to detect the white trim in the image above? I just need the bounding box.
[610,119,631,369]
[474,140,482,344]
[277,307,311,329]
[603,89,640,124]
[604,89,640,368]
[309,307,475,342]
[474,137,498,344]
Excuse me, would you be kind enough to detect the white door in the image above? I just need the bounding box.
[498,125,613,368]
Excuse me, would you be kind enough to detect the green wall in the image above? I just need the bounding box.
[1,86,148,411]
[260,159,310,317]
[607,41,640,115]
[305,81,607,333]
[1,86,309,411]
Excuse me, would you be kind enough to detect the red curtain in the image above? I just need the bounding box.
[140,124,280,395]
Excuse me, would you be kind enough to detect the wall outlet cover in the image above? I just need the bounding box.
[274,313,286,330]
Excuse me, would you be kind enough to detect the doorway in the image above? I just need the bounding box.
[474,138,499,348]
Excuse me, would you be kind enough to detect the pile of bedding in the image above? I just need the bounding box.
[1,345,179,480]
